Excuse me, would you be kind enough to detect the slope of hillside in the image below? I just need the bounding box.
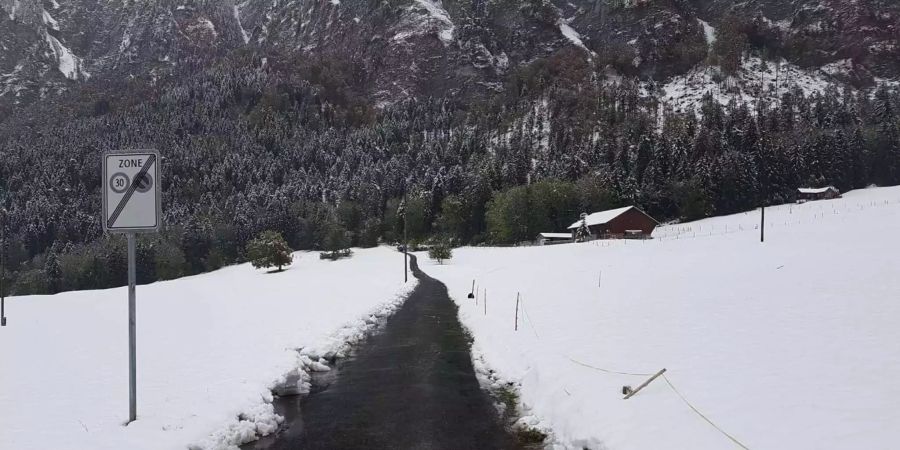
[0,246,415,450]
[660,56,844,114]
[2,0,897,112]
[422,185,900,449]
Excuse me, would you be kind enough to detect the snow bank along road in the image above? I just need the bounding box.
[0,246,414,450]
[243,254,520,450]
[422,186,900,450]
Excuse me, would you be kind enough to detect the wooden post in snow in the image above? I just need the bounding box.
[515,293,520,331]
[623,368,667,400]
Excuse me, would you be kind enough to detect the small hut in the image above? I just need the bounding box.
[797,186,841,202]
[536,233,573,246]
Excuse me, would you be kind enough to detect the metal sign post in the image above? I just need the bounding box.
[127,233,137,422]
[1,207,6,327]
[102,150,161,424]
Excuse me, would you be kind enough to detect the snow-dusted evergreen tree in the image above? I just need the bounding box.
[575,213,590,242]
[246,231,293,272]
[428,240,452,264]
[44,248,62,293]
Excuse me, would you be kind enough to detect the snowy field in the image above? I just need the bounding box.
[0,246,415,450]
[422,186,900,450]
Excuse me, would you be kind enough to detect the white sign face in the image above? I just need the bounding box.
[103,150,161,233]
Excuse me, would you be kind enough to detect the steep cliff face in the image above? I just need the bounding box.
[0,0,897,114]
[1,0,244,106]
[696,0,899,80]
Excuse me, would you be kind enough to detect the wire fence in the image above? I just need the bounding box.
[479,291,754,449]
[581,197,900,247]
[463,195,900,449]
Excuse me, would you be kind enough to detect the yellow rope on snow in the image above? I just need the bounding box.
[517,298,541,339]
[518,298,650,377]
[662,374,750,450]
[508,290,750,449]
[565,356,655,377]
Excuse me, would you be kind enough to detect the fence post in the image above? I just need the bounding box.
[484,290,487,316]
[515,293,520,331]
[623,368,667,399]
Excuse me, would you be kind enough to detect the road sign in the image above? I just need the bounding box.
[101,150,162,424]
[102,150,161,233]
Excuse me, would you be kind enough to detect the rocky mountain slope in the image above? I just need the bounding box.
[1,0,897,113]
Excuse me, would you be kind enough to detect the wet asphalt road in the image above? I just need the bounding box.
[242,254,520,450]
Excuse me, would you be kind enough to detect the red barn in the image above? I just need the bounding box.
[568,206,659,240]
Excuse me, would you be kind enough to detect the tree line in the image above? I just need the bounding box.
[0,50,897,295]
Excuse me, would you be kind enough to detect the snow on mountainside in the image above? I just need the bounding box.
[43,29,88,80]
[400,0,455,45]
[0,247,416,450]
[1,0,246,106]
[423,185,900,450]
[658,55,900,115]
[1,0,897,113]
[659,56,841,114]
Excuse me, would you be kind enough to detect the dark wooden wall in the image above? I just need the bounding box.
[589,208,658,237]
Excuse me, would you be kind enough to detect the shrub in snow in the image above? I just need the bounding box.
[246,230,293,272]
[428,241,453,264]
[321,223,353,260]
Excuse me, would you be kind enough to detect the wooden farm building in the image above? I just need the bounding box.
[797,186,841,202]
[536,233,574,246]
[567,206,659,240]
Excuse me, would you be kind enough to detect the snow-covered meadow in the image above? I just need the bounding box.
[422,186,900,450]
[0,246,414,450]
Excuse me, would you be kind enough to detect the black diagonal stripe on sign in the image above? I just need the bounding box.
[108,154,156,229]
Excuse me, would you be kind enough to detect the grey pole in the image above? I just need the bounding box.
[127,233,137,423]
[1,207,6,327]
[403,193,408,283]
[404,223,408,283]
[760,206,765,243]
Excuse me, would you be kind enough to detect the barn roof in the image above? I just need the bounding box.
[567,206,636,230]
[539,233,572,239]
[798,186,838,194]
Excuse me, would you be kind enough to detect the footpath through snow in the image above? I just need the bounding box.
[421,186,900,450]
[0,246,415,450]
[244,254,518,449]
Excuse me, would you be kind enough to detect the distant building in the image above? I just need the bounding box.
[536,233,573,246]
[797,186,841,202]
[567,206,659,240]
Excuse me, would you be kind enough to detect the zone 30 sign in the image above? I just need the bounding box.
[102,150,161,233]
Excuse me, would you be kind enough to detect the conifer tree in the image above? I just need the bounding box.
[44,249,62,293]
[575,213,590,242]
[246,231,293,272]
[428,240,452,264]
